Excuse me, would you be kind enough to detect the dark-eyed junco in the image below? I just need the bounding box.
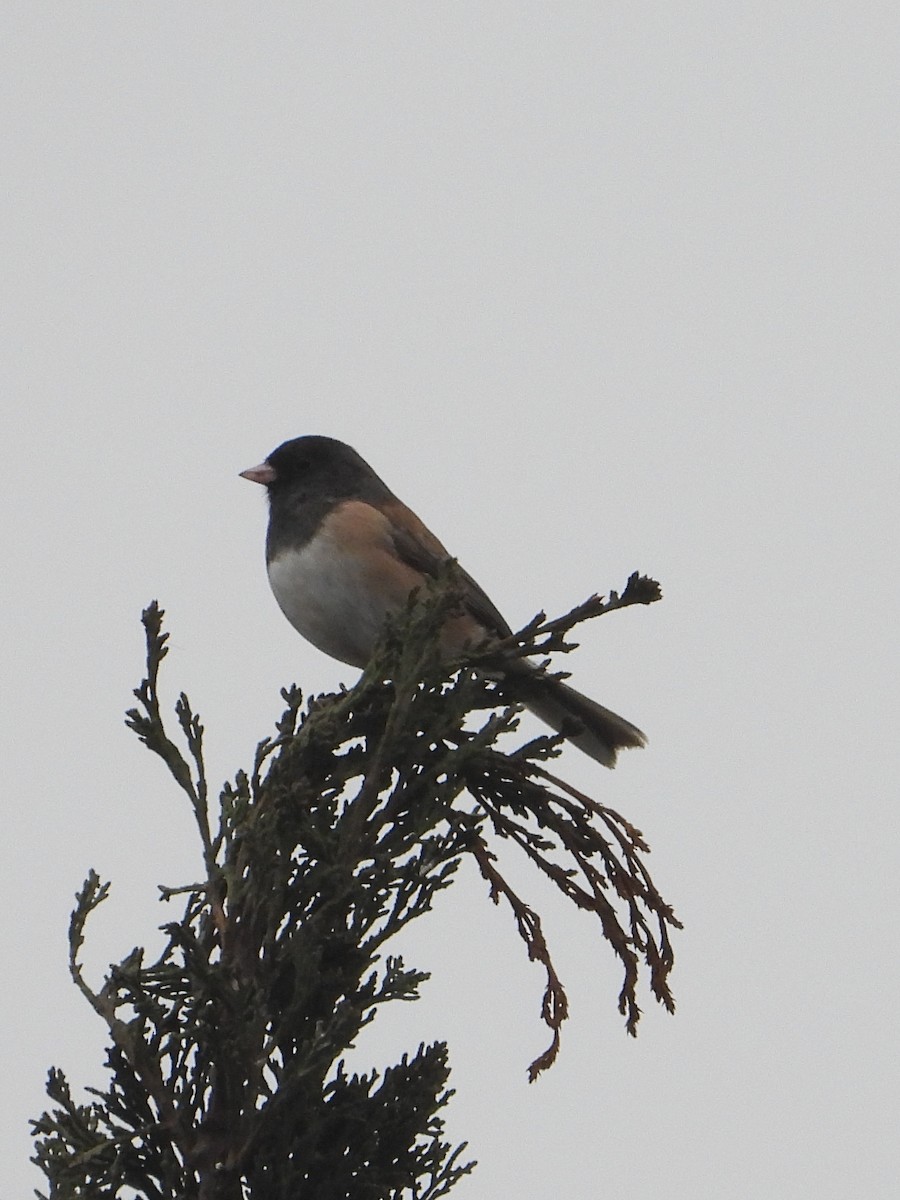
[241,436,645,767]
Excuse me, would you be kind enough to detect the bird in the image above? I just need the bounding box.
[240,436,645,767]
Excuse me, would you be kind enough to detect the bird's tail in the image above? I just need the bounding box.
[516,673,646,769]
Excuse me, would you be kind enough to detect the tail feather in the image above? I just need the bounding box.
[519,677,646,769]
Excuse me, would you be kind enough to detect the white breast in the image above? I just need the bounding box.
[267,534,395,668]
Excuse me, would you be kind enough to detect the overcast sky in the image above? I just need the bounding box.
[3,4,899,1197]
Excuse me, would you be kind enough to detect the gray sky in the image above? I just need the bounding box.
[3,4,898,1197]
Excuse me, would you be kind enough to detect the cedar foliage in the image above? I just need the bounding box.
[32,570,678,1198]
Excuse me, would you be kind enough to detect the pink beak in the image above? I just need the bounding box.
[240,461,276,485]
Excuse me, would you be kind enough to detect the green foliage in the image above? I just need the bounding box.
[32,571,677,1198]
